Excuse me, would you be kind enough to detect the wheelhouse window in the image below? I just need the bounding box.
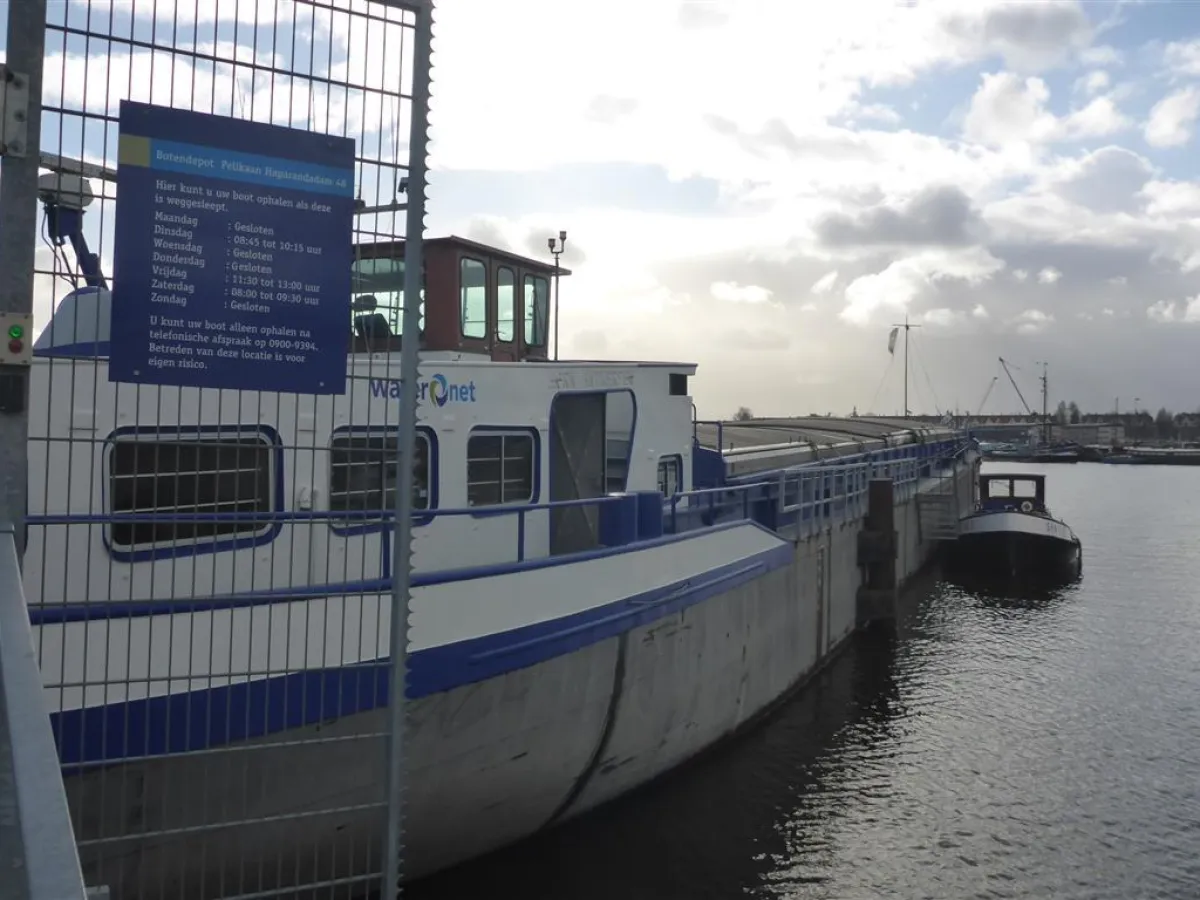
[467,432,535,506]
[460,257,488,340]
[107,431,275,551]
[329,431,431,521]
[657,456,682,497]
[523,274,549,347]
[497,266,516,343]
[986,480,1011,498]
[350,255,425,336]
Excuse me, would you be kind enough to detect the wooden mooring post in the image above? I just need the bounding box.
[856,478,898,628]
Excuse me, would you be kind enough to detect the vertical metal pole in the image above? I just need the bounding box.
[1042,362,1049,445]
[0,0,46,555]
[0,6,46,897]
[552,258,560,361]
[384,0,434,895]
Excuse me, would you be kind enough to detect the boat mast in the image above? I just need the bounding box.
[1041,362,1049,444]
[891,315,920,418]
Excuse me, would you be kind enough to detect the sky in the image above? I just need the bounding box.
[19,0,1200,418]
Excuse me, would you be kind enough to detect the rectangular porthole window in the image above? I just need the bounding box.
[466,432,535,506]
[107,430,275,551]
[328,430,432,528]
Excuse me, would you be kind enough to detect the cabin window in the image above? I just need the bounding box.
[987,481,1011,498]
[460,257,488,340]
[523,274,549,347]
[350,255,424,336]
[107,431,275,551]
[497,267,516,343]
[657,456,682,497]
[466,431,535,506]
[328,430,431,523]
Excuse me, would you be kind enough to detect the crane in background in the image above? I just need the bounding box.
[999,357,1050,445]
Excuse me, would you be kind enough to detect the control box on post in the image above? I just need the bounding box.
[0,312,32,364]
[0,312,33,414]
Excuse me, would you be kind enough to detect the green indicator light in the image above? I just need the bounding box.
[7,324,22,340]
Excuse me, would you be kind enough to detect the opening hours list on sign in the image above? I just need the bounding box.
[110,99,356,395]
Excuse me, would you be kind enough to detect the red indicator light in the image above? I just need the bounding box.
[8,339,22,354]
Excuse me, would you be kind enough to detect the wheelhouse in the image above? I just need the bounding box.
[978,473,1046,513]
[349,235,570,361]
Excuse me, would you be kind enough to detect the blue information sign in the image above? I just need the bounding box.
[110,100,356,394]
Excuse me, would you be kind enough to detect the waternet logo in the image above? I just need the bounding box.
[368,374,478,406]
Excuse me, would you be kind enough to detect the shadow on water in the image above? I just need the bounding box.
[938,566,1081,613]
[405,632,905,900]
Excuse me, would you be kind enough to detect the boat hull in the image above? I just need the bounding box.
[64,557,817,897]
[944,511,1081,582]
[49,452,980,900]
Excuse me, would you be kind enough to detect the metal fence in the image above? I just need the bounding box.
[0,0,434,897]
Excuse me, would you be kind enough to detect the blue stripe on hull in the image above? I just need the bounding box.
[51,541,793,768]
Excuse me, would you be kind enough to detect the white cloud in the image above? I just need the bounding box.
[840,247,1004,326]
[1147,297,1200,323]
[1164,40,1200,77]
[1144,87,1200,148]
[710,281,774,305]
[963,72,1129,146]
[1142,179,1200,217]
[1037,267,1062,284]
[922,307,966,327]
[1075,70,1111,96]
[811,271,840,294]
[1080,45,1122,67]
[1013,309,1055,334]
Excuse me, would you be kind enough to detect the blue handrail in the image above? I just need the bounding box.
[24,437,971,530]
[22,439,973,572]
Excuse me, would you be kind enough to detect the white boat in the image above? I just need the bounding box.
[24,163,978,898]
[945,473,1082,581]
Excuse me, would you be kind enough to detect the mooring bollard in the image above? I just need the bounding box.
[856,477,898,627]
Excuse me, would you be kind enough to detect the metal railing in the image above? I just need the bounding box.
[0,523,88,900]
[25,437,975,585]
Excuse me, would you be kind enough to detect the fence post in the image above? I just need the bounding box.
[383,1,436,896]
[0,0,45,555]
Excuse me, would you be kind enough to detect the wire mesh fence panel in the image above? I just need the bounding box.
[15,0,432,897]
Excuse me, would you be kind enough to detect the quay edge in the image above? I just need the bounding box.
[61,417,979,896]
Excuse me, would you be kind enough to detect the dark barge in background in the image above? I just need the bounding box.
[944,473,1082,582]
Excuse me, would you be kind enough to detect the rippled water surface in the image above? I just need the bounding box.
[411,463,1200,899]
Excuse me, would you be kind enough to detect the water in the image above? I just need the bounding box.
[409,462,1200,899]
